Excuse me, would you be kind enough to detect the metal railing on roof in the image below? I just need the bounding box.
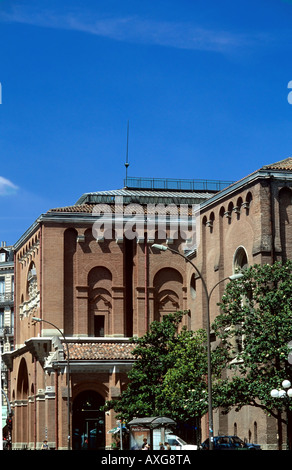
[124,176,234,192]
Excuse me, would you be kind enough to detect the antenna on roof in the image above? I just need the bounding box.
[125,120,129,187]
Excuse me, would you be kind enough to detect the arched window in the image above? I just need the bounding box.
[153,268,183,322]
[231,247,249,356]
[233,246,248,272]
[190,274,197,300]
[88,267,112,336]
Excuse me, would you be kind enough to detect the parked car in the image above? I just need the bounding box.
[166,434,198,450]
[200,435,261,450]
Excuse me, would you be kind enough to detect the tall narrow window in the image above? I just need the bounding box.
[0,308,4,328]
[0,278,4,302]
[94,315,105,337]
[232,246,249,355]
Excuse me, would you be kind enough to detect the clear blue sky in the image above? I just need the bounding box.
[1,0,292,245]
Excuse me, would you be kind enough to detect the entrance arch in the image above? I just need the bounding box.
[72,390,105,450]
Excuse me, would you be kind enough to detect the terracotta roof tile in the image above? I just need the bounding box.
[47,203,196,216]
[67,341,135,361]
[48,204,96,213]
[263,157,292,171]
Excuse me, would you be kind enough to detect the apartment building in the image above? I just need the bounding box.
[0,241,14,438]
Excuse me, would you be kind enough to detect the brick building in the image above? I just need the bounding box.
[196,157,292,450]
[3,177,219,450]
[3,157,292,450]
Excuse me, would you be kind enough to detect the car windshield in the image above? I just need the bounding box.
[168,436,187,446]
[177,437,187,445]
[230,436,244,445]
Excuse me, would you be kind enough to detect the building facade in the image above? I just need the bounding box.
[3,178,217,450]
[3,158,292,450]
[0,242,14,353]
[0,242,14,440]
[196,157,292,450]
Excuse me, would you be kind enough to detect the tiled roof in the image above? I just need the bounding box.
[48,204,96,213]
[67,341,135,361]
[47,202,197,216]
[263,157,292,171]
[46,183,223,215]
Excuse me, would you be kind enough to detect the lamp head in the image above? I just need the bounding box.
[151,244,168,251]
[229,273,244,281]
[282,380,291,389]
[271,389,279,398]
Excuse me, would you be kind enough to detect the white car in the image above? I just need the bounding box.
[166,434,198,450]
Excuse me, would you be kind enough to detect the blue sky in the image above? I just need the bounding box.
[1,0,292,245]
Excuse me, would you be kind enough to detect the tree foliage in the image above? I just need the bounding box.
[103,311,221,424]
[212,261,292,419]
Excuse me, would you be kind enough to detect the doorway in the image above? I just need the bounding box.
[72,390,105,450]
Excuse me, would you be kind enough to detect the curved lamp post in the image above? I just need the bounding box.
[152,244,243,450]
[271,379,292,450]
[32,317,71,450]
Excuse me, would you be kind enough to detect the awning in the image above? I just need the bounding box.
[127,416,176,429]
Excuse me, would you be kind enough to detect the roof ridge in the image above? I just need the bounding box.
[262,156,292,170]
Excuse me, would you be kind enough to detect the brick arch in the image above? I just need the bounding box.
[243,191,253,213]
[219,206,225,217]
[279,186,292,261]
[88,266,112,288]
[72,389,105,450]
[87,266,113,336]
[151,257,186,286]
[16,357,29,446]
[16,357,29,400]
[233,245,249,271]
[26,261,37,298]
[81,258,121,286]
[153,267,184,321]
[73,381,108,401]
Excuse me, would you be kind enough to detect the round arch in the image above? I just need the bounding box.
[233,246,248,272]
[17,358,29,401]
[153,267,183,321]
[72,390,105,450]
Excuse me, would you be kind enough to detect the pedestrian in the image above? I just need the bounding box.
[141,438,148,449]
[159,442,165,450]
[164,441,171,450]
[143,443,151,450]
[41,440,49,450]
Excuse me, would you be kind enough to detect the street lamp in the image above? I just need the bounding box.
[271,379,292,450]
[32,317,71,450]
[152,244,243,450]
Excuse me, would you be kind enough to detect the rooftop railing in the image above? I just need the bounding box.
[124,177,234,192]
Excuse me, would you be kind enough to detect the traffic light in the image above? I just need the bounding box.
[6,417,12,431]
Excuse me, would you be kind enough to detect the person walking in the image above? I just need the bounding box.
[41,440,49,450]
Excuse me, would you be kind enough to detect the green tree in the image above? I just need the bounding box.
[160,327,226,422]
[103,311,222,426]
[212,261,292,420]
